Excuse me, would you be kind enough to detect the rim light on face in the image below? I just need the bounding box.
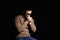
[27,11,32,13]
[26,11,32,14]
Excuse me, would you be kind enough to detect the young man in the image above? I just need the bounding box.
[15,9,37,40]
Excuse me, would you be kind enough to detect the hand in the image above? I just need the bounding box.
[27,16,33,22]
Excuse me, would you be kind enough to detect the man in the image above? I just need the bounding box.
[15,9,37,40]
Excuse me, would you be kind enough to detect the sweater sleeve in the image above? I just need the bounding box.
[15,15,29,32]
[29,18,36,32]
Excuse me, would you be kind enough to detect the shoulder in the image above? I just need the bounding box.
[16,15,23,18]
[15,15,23,19]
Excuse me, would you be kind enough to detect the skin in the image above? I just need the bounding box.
[25,10,32,17]
[25,10,33,23]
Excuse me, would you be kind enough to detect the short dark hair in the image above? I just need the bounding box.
[25,7,32,11]
[23,8,32,13]
[26,9,32,11]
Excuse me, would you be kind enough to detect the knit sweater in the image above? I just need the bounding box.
[15,15,36,38]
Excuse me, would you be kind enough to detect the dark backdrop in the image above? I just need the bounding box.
[2,0,48,40]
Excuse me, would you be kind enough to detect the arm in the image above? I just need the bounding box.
[15,16,29,33]
[29,18,36,32]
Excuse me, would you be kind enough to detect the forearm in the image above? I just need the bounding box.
[29,23,36,32]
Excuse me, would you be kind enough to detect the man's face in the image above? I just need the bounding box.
[25,10,32,17]
[26,10,32,15]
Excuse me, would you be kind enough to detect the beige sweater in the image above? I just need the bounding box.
[15,15,36,38]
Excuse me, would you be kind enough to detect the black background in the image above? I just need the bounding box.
[1,0,48,40]
[56,0,60,4]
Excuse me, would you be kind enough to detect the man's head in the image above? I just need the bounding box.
[25,10,32,17]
